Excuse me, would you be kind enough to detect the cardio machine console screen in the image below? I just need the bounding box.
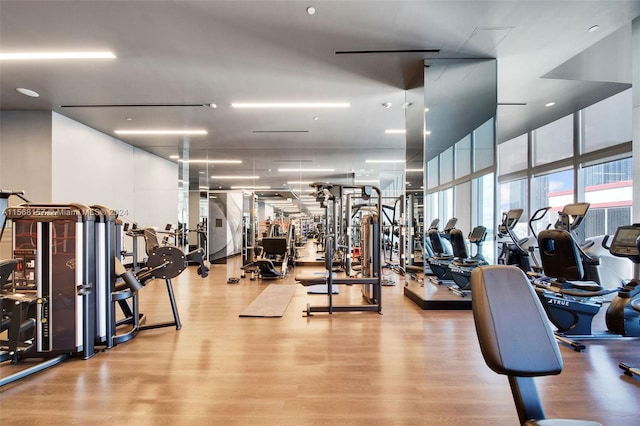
[468,226,487,243]
[609,226,640,257]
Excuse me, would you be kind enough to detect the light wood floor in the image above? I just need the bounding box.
[1,251,639,425]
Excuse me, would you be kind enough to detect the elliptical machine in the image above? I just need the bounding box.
[497,207,550,274]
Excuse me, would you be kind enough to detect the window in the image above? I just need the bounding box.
[533,115,573,166]
[582,89,632,153]
[472,173,495,263]
[427,157,439,189]
[440,146,454,184]
[498,134,528,175]
[439,188,454,223]
[498,179,528,239]
[530,169,574,233]
[473,118,494,171]
[455,135,471,179]
[454,181,471,236]
[581,157,632,238]
[426,192,439,227]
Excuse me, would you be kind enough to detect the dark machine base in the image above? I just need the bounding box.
[404,280,472,310]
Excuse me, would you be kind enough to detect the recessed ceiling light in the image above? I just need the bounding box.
[126,117,133,121]
[382,102,392,108]
[199,186,209,190]
[278,168,335,172]
[208,103,217,108]
[425,107,430,112]
[232,102,349,108]
[287,181,314,185]
[114,129,208,135]
[365,159,406,163]
[313,116,319,121]
[169,155,179,159]
[545,102,556,107]
[406,169,423,172]
[306,6,316,15]
[0,51,116,60]
[210,175,259,179]
[402,102,413,108]
[385,129,406,134]
[588,25,600,32]
[180,159,242,164]
[424,130,432,135]
[230,186,271,190]
[16,87,39,97]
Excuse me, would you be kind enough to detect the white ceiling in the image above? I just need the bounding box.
[1,0,638,201]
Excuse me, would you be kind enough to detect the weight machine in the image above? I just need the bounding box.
[296,183,383,316]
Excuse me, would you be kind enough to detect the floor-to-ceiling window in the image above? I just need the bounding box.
[496,88,632,243]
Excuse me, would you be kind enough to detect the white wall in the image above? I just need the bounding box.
[0,110,53,201]
[0,111,53,258]
[51,112,177,228]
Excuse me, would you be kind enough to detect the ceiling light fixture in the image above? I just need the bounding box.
[210,175,259,179]
[402,102,413,108]
[16,87,40,97]
[1,51,116,60]
[306,6,316,15]
[405,169,423,172]
[382,102,392,108]
[385,129,406,134]
[169,155,180,159]
[278,168,335,172]
[230,186,271,190]
[588,25,600,32]
[287,181,314,185]
[180,159,242,164]
[232,102,349,108]
[114,129,207,135]
[545,102,556,107]
[365,159,406,164]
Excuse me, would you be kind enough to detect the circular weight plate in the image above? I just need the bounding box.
[147,246,186,279]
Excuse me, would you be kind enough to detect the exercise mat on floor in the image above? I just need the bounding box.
[239,284,297,317]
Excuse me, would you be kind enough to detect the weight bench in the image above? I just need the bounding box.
[470,265,601,426]
[295,271,339,294]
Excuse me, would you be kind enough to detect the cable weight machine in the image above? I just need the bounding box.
[296,183,383,316]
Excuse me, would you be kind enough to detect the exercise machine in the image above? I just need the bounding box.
[496,207,550,274]
[244,236,290,279]
[113,226,209,333]
[425,217,457,281]
[1,203,98,387]
[447,226,488,296]
[535,223,640,351]
[471,265,601,425]
[295,183,383,316]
